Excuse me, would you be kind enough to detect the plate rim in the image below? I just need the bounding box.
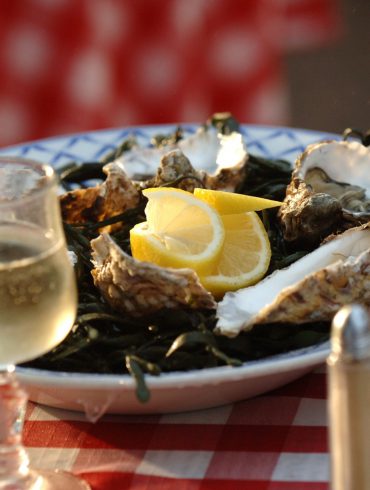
[0,122,339,154]
[17,342,330,388]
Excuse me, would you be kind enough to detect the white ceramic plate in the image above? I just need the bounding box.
[1,124,336,414]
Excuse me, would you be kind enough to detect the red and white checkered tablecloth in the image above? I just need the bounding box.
[0,0,342,148]
[23,366,329,490]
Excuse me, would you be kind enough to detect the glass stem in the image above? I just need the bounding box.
[0,366,34,488]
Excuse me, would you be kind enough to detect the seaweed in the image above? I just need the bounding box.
[22,121,330,402]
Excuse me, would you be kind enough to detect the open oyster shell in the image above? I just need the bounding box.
[216,224,370,337]
[91,234,216,317]
[296,140,370,216]
[119,126,248,192]
[279,140,370,243]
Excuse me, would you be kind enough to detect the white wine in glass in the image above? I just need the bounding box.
[0,157,89,489]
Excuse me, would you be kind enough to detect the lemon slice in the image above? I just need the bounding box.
[194,188,282,214]
[130,187,225,274]
[200,212,271,298]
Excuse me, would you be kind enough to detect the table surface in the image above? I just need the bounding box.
[23,366,329,490]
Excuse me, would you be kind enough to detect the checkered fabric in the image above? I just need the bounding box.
[24,366,329,490]
[0,0,342,147]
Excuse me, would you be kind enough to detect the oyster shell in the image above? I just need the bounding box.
[119,126,248,191]
[143,146,247,193]
[61,161,140,226]
[60,123,248,226]
[279,177,343,243]
[279,140,370,243]
[216,225,370,337]
[91,233,216,317]
[295,141,370,218]
[143,149,206,192]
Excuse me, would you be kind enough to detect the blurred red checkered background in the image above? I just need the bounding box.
[1,0,368,148]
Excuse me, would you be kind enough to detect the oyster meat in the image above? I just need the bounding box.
[216,225,370,337]
[91,233,216,317]
[296,140,370,217]
[279,140,370,243]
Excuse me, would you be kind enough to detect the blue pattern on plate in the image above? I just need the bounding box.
[0,124,338,170]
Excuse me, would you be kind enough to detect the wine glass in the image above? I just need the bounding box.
[0,157,89,489]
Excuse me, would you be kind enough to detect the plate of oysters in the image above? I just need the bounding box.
[3,113,369,415]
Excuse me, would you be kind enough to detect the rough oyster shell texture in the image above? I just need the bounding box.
[279,140,370,244]
[119,125,248,192]
[278,177,342,243]
[60,161,140,226]
[217,225,370,337]
[91,234,216,317]
[61,126,369,336]
[61,125,248,225]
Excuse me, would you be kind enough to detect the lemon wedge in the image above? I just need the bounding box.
[194,188,282,214]
[130,187,225,275]
[200,212,271,298]
[130,187,272,298]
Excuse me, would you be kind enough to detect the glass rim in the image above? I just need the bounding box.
[0,156,56,208]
